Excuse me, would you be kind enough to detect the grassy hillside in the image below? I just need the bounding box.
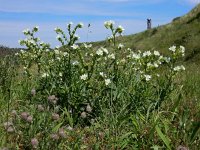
[95,4,200,63]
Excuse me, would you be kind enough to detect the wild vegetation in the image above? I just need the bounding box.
[0,4,200,150]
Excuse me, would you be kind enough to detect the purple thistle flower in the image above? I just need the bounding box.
[7,126,14,133]
[37,105,45,112]
[52,113,60,121]
[50,133,59,140]
[81,112,87,119]
[31,138,39,149]
[58,128,66,138]
[48,95,58,105]
[20,112,29,120]
[31,88,36,96]
[27,116,33,123]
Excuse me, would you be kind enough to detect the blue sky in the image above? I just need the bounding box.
[0,0,199,48]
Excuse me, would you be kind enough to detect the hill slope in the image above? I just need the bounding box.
[96,4,200,62]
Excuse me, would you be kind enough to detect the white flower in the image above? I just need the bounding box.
[173,65,185,72]
[180,46,185,56]
[147,63,153,68]
[54,27,59,31]
[154,51,160,56]
[132,53,140,59]
[153,62,159,68]
[71,44,79,50]
[86,104,92,112]
[63,52,68,56]
[74,34,80,40]
[96,48,103,56]
[108,53,115,59]
[169,45,176,52]
[72,61,79,65]
[23,29,30,34]
[104,20,115,29]
[99,72,106,77]
[164,57,171,63]
[143,51,151,57]
[83,43,92,48]
[78,22,84,28]
[118,43,124,49]
[42,73,49,78]
[55,45,60,49]
[105,79,111,86]
[59,73,62,77]
[20,49,25,53]
[54,50,60,54]
[68,22,73,26]
[56,35,61,40]
[80,74,88,80]
[102,47,109,54]
[116,25,125,33]
[144,75,151,81]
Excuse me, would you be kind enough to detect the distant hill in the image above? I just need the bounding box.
[95,4,200,63]
[0,45,20,57]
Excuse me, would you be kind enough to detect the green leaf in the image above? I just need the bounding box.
[155,125,171,150]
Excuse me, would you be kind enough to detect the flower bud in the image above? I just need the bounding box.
[31,138,39,149]
[81,112,87,118]
[52,113,60,121]
[86,104,92,112]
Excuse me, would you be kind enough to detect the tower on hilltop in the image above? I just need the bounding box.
[147,18,152,30]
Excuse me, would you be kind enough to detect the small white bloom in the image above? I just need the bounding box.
[74,34,80,40]
[147,63,153,68]
[68,22,73,25]
[118,43,124,49]
[71,44,79,50]
[56,35,61,40]
[54,50,60,55]
[99,72,105,77]
[153,62,159,68]
[59,73,62,77]
[132,53,140,59]
[104,20,115,29]
[102,47,109,54]
[96,48,103,56]
[55,45,60,49]
[154,51,160,56]
[173,65,185,72]
[108,53,115,59]
[169,45,176,52]
[144,75,151,81]
[80,74,88,80]
[72,61,79,65]
[116,25,125,33]
[83,43,92,48]
[63,52,68,56]
[143,51,151,57]
[180,46,185,56]
[105,79,111,86]
[42,73,49,78]
[78,22,84,28]
[23,29,30,34]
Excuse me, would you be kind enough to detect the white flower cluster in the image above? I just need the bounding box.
[169,45,185,57]
[173,65,185,72]
[104,20,115,29]
[80,74,88,80]
[96,47,109,56]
